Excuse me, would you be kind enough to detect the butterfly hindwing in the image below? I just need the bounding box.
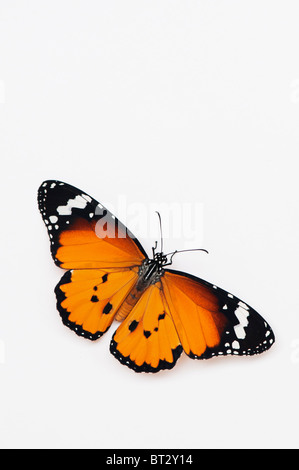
[38,180,147,269]
[110,283,183,372]
[162,270,275,360]
[55,267,139,340]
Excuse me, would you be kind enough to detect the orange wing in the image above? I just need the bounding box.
[162,269,275,360]
[39,181,275,371]
[38,180,148,339]
[38,180,147,269]
[111,269,275,373]
[110,283,182,372]
[55,268,139,340]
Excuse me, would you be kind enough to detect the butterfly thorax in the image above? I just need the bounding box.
[114,254,166,322]
[136,255,166,289]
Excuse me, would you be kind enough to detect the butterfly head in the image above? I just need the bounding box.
[151,238,172,267]
[153,251,168,266]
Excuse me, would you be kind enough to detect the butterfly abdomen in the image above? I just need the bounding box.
[115,259,164,321]
[115,286,143,321]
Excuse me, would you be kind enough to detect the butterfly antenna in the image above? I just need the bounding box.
[165,248,209,265]
[175,248,209,255]
[155,211,163,254]
[152,240,158,257]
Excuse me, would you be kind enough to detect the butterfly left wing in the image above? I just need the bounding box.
[38,180,148,340]
[38,180,147,269]
[161,269,275,360]
[55,267,139,340]
[110,283,183,372]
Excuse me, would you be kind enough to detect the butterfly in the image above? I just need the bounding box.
[38,180,275,373]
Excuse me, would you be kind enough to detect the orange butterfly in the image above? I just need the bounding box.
[38,180,275,373]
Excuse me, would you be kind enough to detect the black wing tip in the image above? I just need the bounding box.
[37,180,58,219]
[38,179,148,260]
[37,180,65,201]
[188,328,275,361]
[54,271,106,342]
[165,268,276,360]
[110,335,183,373]
[38,179,65,189]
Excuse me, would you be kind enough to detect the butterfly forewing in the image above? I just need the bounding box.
[162,270,275,360]
[38,180,147,269]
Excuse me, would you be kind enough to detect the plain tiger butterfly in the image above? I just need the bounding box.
[38,180,275,373]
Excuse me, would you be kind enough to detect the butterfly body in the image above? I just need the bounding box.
[38,180,275,373]
[138,254,167,286]
[114,255,167,321]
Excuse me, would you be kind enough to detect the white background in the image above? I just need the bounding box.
[1,1,299,449]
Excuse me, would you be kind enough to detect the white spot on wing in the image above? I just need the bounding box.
[57,195,87,215]
[234,306,250,339]
[238,301,249,310]
[82,194,92,203]
[234,325,246,339]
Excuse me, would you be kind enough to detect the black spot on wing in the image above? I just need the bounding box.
[102,274,108,283]
[143,330,151,338]
[103,302,113,314]
[158,312,165,321]
[129,320,138,332]
[90,295,99,303]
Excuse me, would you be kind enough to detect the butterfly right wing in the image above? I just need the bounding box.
[161,269,275,360]
[110,269,275,373]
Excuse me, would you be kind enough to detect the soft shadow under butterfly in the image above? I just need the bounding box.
[38,181,275,373]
